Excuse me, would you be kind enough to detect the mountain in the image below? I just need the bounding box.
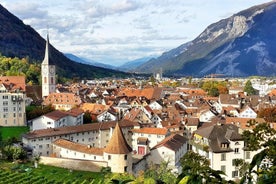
[0,4,128,79]
[136,1,276,77]
[118,57,153,71]
[64,53,117,70]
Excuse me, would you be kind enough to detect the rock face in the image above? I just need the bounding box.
[136,1,276,77]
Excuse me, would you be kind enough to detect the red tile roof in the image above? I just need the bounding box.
[43,92,82,106]
[152,133,187,151]
[53,138,104,155]
[118,87,163,100]
[0,76,26,91]
[130,127,168,135]
[23,120,139,139]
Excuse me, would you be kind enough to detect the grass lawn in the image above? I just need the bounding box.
[0,126,29,141]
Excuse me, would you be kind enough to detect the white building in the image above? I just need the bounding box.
[130,127,170,155]
[149,134,188,173]
[191,123,256,181]
[0,76,26,126]
[31,109,84,131]
[53,123,133,173]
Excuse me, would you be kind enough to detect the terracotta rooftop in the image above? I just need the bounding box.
[23,120,139,139]
[43,92,82,106]
[225,117,266,130]
[152,133,187,151]
[104,123,132,154]
[118,87,163,100]
[53,139,104,155]
[81,103,110,114]
[43,108,83,121]
[44,110,68,120]
[130,127,168,135]
[0,76,26,91]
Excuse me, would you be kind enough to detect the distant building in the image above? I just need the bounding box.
[0,76,26,126]
[41,34,56,98]
[30,108,84,131]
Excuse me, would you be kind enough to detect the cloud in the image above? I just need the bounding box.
[82,0,141,20]
[3,2,48,20]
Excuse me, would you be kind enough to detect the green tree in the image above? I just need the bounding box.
[243,80,256,95]
[240,120,276,183]
[26,105,54,120]
[83,111,92,124]
[178,151,231,184]
[2,145,27,161]
[209,87,220,97]
[144,161,177,184]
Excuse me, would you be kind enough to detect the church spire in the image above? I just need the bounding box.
[42,34,54,65]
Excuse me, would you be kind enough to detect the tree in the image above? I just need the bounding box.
[240,120,276,183]
[209,87,220,97]
[178,151,232,184]
[83,111,92,124]
[257,107,276,122]
[144,161,177,184]
[2,145,27,161]
[243,80,256,95]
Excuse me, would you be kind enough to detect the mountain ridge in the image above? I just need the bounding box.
[0,4,128,79]
[135,1,276,77]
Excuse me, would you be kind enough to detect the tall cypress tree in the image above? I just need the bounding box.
[244,80,256,95]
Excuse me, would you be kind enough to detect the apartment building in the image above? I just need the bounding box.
[0,76,26,126]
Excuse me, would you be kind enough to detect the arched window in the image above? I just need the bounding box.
[44,77,47,84]
[51,77,54,84]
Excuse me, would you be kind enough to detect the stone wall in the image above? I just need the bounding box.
[40,156,107,172]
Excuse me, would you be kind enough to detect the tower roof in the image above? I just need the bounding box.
[42,34,55,65]
[104,123,132,154]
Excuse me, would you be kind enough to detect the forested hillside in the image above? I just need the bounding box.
[0,55,41,85]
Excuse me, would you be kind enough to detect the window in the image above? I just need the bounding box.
[232,170,239,178]
[124,166,127,172]
[234,148,239,154]
[221,165,226,173]
[108,155,111,160]
[44,77,47,84]
[245,151,250,159]
[124,155,127,160]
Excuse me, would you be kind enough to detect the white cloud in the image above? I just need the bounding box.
[1,0,269,66]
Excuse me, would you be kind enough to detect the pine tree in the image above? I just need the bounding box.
[244,80,256,95]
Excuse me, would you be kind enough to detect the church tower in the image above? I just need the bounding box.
[41,34,56,98]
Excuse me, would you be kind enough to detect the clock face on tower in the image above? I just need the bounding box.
[50,66,55,74]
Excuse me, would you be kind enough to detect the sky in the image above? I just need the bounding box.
[0,0,270,66]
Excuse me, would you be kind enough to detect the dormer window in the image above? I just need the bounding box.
[221,143,229,148]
